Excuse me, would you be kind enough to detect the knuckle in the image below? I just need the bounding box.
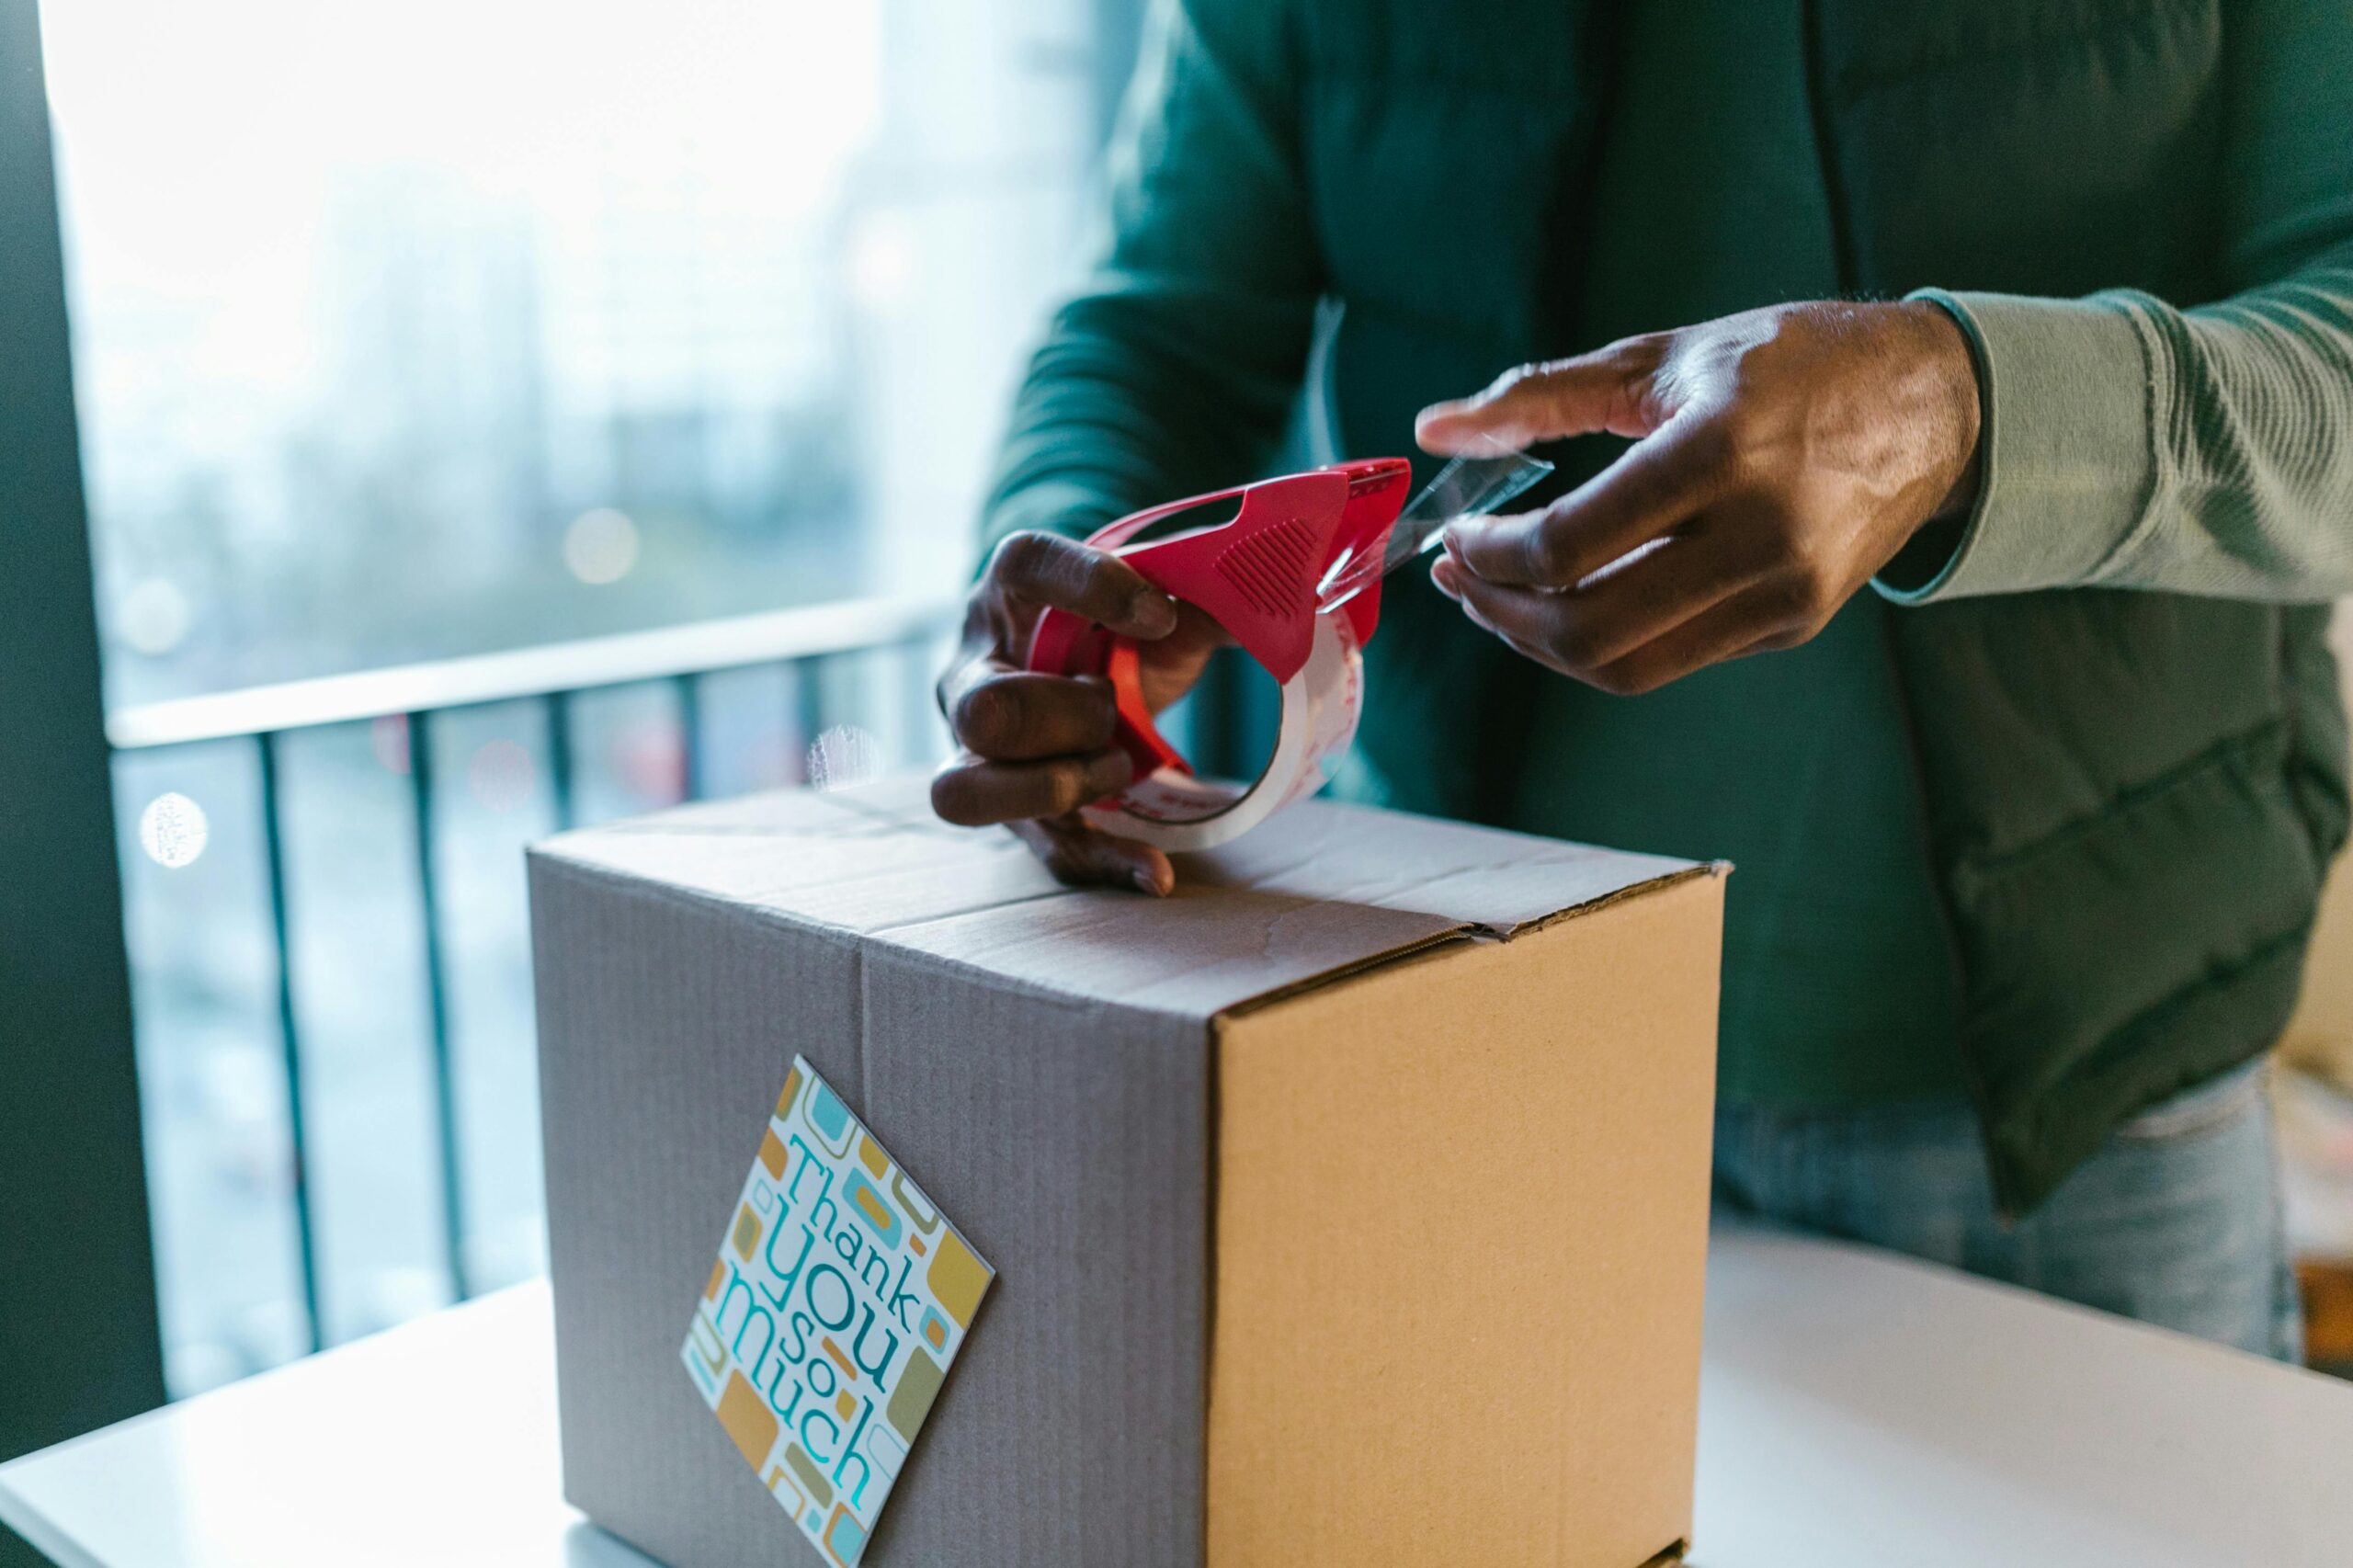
[1761,568,1821,622]
[1523,512,1581,584]
[1618,331,1673,369]
[1488,363,1542,401]
[1067,546,1123,607]
[952,678,1025,753]
[1044,762,1091,818]
[1759,567,1838,634]
[1586,663,1643,698]
[1000,528,1128,617]
[1483,359,1575,415]
[1758,611,1826,653]
[990,529,1061,591]
[1811,589,1845,630]
[1792,565,1841,621]
[988,529,1037,579]
[1552,615,1611,671]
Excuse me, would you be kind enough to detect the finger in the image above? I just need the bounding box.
[1586,578,1815,695]
[1429,559,1586,663]
[1435,532,1769,676]
[988,530,1178,639]
[1137,599,1234,713]
[1414,339,1666,455]
[1009,815,1175,896]
[1429,557,1576,675]
[941,667,1120,761]
[1442,415,1730,588]
[930,748,1135,827]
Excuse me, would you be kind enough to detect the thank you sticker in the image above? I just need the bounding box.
[683,1057,994,1565]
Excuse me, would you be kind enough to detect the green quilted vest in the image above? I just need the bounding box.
[1309,0,2349,1211]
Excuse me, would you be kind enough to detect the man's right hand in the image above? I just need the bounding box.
[932,530,1224,896]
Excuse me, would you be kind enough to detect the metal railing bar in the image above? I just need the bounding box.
[675,675,704,802]
[857,154,1091,202]
[256,730,325,1358]
[404,710,471,1303]
[108,594,961,753]
[902,631,942,768]
[545,691,577,832]
[791,654,828,782]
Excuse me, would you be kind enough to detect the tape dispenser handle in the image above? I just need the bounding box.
[1023,460,1413,787]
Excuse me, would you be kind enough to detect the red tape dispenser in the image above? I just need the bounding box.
[1025,459,1415,852]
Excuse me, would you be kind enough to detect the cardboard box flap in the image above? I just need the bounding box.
[876,881,1472,1017]
[535,776,1701,1022]
[1180,798,1697,936]
[537,782,1059,935]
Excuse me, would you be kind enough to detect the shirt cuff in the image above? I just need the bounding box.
[1873,289,2158,605]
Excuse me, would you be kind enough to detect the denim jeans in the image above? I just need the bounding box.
[1711,1062,2303,1362]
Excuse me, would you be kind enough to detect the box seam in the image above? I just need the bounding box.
[1505,862,1729,940]
[527,845,1728,1026]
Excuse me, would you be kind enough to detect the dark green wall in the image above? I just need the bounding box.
[0,0,166,1549]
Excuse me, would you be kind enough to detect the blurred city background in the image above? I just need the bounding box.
[42,0,1138,1396]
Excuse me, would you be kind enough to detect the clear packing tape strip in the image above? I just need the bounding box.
[1314,445,1554,613]
[1079,445,1552,853]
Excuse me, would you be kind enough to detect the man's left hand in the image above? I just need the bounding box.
[1415,301,1982,695]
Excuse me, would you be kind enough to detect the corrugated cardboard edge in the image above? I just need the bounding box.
[1212,860,1731,1021]
[1502,860,1731,938]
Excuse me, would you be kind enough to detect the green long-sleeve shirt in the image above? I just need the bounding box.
[1887,0,2353,607]
[1896,271,2353,603]
[983,0,2353,1101]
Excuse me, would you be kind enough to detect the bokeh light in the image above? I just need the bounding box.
[466,739,538,813]
[563,508,640,585]
[139,791,210,869]
[118,576,192,656]
[369,714,412,774]
[807,724,879,791]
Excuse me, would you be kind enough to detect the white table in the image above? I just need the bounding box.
[6,1228,2351,1567]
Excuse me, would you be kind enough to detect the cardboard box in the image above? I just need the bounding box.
[529,777,1723,1568]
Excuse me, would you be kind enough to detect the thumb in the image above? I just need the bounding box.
[1415,338,1665,455]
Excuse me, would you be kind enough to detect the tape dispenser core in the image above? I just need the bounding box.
[1024,459,1414,851]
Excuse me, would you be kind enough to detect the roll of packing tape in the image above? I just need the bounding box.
[1080,609,1364,853]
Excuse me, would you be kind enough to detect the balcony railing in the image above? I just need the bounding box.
[108,595,963,1369]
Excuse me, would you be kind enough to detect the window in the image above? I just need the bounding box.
[43,0,1119,1394]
